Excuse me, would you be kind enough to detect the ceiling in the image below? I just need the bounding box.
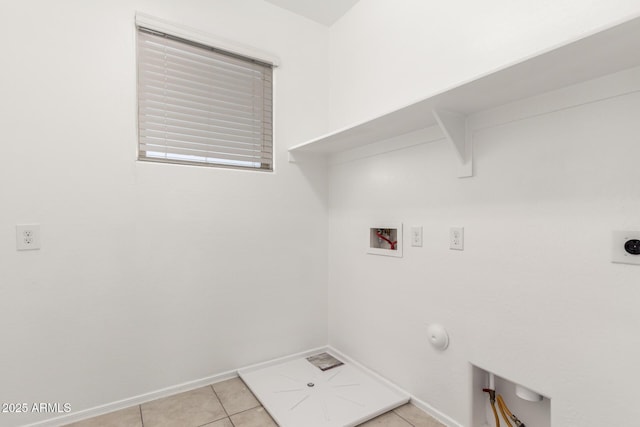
[264,0,361,26]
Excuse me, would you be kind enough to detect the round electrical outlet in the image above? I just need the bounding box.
[624,239,640,255]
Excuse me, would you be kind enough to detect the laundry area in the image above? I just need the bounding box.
[2,1,640,426]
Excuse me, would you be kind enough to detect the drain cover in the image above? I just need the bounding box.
[306,352,344,371]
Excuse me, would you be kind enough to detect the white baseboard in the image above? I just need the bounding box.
[24,370,238,427]
[408,394,464,427]
[25,347,329,427]
[25,345,462,427]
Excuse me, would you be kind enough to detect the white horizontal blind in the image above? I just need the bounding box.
[137,27,273,170]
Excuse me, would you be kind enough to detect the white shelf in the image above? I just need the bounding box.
[289,15,640,176]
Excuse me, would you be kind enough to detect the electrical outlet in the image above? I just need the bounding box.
[450,227,464,250]
[612,230,640,265]
[16,224,41,251]
[411,226,423,247]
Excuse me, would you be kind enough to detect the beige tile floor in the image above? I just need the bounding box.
[65,377,445,427]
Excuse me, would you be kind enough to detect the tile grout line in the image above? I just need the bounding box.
[233,378,266,420]
[196,416,232,427]
[227,404,264,418]
[194,386,232,427]
[210,384,231,418]
[392,408,417,427]
[212,378,263,419]
[209,384,236,426]
[138,404,144,427]
[208,379,264,427]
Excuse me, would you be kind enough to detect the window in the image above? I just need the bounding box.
[136,25,273,171]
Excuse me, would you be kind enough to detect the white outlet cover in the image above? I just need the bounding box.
[16,224,41,251]
[450,227,464,250]
[612,230,640,265]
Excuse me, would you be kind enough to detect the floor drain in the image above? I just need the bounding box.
[307,382,315,387]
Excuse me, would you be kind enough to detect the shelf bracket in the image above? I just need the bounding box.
[288,151,297,163]
[432,109,473,178]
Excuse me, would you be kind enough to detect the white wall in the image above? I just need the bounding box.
[328,0,640,129]
[0,1,328,425]
[3,1,640,426]
[328,71,640,426]
[327,10,640,426]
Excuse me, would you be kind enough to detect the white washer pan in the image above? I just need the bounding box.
[239,355,409,427]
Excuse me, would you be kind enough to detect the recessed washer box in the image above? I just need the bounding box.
[612,230,640,265]
[367,223,403,258]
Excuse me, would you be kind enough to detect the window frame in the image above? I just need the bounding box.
[135,13,278,172]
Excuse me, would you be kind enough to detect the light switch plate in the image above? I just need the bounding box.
[411,226,423,247]
[612,230,640,265]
